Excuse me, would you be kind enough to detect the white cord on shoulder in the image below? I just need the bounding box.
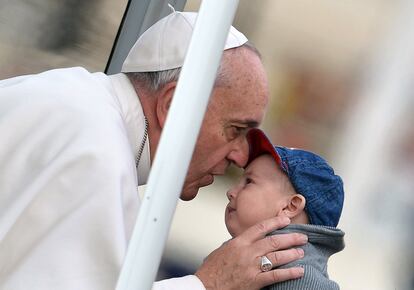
[167,3,175,13]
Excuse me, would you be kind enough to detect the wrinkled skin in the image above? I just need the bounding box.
[180,47,269,201]
[196,216,307,290]
[159,47,308,289]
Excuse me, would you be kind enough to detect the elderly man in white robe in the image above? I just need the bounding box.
[0,11,307,290]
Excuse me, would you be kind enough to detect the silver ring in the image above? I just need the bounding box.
[260,256,273,272]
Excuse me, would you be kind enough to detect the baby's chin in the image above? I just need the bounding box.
[224,220,241,238]
[227,227,238,238]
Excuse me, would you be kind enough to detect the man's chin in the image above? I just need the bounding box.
[180,175,214,201]
[179,187,200,201]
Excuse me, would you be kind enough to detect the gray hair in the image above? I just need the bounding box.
[126,41,261,92]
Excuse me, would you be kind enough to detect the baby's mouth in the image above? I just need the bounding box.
[227,204,236,213]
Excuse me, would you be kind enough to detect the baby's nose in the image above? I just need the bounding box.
[226,189,234,201]
[226,186,238,200]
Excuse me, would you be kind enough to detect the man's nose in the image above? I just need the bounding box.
[226,137,249,168]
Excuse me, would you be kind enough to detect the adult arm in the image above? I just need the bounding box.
[195,216,306,290]
[153,275,206,290]
[151,217,306,290]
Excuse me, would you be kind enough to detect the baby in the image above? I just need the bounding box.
[225,128,345,290]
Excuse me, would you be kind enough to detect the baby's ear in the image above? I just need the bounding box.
[283,194,306,219]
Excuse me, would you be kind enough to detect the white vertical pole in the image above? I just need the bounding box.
[334,0,414,220]
[332,2,414,289]
[115,1,240,290]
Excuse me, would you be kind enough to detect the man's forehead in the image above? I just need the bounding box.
[225,92,268,120]
[221,100,267,127]
[245,155,274,174]
[209,52,269,124]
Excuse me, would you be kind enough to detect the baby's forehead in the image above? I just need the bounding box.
[247,154,296,191]
[246,154,283,176]
[249,153,278,167]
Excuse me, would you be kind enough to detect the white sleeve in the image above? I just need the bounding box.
[0,71,140,290]
[153,275,206,290]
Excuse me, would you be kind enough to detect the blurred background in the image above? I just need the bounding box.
[1,0,413,289]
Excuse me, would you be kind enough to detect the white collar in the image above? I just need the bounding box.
[108,73,151,185]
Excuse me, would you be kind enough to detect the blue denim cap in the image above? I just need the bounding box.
[246,128,344,227]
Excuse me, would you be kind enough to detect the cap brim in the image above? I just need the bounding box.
[246,128,281,168]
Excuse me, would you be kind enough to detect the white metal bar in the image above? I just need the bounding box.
[332,2,414,289]
[115,1,240,290]
[335,0,414,222]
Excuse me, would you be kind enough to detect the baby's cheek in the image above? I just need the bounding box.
[246,207,275,227]
[239,211,263,231]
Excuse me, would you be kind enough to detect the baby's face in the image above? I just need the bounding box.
[225,154,291,237]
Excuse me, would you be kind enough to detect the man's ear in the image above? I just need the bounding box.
[156,82,177,128]
[282,194,306,219]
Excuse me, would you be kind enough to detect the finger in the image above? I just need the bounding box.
[256,267,305,287]
[261,248,304,268]
[239,216,291,242]
[254,233,308,254]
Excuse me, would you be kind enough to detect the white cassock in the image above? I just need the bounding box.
[0,67,204,290]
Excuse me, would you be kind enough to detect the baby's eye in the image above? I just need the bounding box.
[245,177,253,184]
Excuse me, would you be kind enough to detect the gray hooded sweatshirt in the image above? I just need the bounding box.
[263,224,345,290]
